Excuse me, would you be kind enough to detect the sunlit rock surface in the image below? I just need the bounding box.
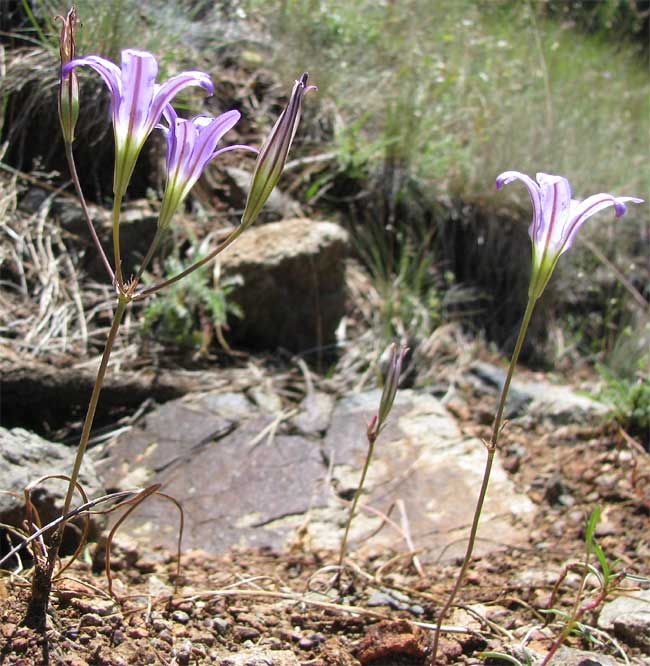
[95,388,534,562]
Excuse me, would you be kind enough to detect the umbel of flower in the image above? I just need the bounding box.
[496,171,644,302]
[55,7,79,144]
[157,106,256,230]
[240,73,317,230]
[63,49,214,198]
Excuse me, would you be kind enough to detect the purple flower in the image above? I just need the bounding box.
[240,73,316,229]
[157,106,256,229]
[496,171,644,300]
[63,49,214,197]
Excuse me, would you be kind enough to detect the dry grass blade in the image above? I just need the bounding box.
[0,192,103,357]
[102,484,185,598]
[23,473,90,579]
[0,489,155,570]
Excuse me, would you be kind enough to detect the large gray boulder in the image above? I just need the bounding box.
[219,218,349,353]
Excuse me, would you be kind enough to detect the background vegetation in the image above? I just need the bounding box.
[243,0,649,374]
[1,0,648,435]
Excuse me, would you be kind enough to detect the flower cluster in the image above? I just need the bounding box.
[63,48,314,239]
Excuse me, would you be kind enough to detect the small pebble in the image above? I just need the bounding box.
[158,629,174,645]
[212,617,230,635]
[127,627,148,639]
[111,629,126,646]
[172,609,191,624]
[79,613,104,628]
[151,618,171,632]
[233,625,261,641]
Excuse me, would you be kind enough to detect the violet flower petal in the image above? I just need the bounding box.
[536,173,572,251]
[496,170,543,242]
[158,109,254,229]
[63,49,214,197]
[564,194,645,252]
[117,50,158,144]
[63,54,123,122]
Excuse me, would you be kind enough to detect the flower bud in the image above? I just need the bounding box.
[56,7,80,143]
[375,343,409,436]
[240,73,316,230]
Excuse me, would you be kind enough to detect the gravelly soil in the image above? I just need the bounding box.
[2,379,649,666]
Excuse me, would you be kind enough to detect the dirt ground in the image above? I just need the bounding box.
[2,376,649,666]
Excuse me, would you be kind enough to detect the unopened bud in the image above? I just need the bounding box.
[376,343,409,433]
[56,7,80,143]
[240,73,316,230]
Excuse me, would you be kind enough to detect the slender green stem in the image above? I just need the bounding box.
[490,297,535,446]
[64,142,115,284]
[26,295,128,628]
[133,225,244,301]
[428,297,536,664]
[131,226,166,287]
[338,436,376,570]
[61,296,128,516]
[540,580,611,666]
[112,192,124,290]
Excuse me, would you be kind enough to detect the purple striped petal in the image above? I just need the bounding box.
[497,168,644,301]
[496,170,543,242]
[117,50,158,144]
[189,110,241,179]
[149,70,214,137]
[158,109,253,228]
[536,173,572,250]
[63,54,122,122]
[563,193,645,252]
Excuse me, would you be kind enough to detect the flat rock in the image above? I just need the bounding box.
[95,393,327,552]
[96,388,534,562]
[291,391,336,435]
[471,361,608,423]
[313,389,535,561]
[552,646,623,666]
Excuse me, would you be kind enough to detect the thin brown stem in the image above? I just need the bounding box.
[25,296,128,628]
[133,225,244,301]
[490,298,535,446]
[428,297,536,664]
[64,142,115,284]
[62,296,128,516]
[338,436,376,570]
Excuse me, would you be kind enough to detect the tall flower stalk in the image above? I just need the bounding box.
[25,36,314,628]
[337,344,408,571]
[428,172,642,664]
